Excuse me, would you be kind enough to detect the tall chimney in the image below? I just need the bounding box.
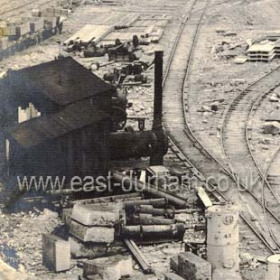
[152,51,163,131]
[150,51,167,166]
[109,51,168,164]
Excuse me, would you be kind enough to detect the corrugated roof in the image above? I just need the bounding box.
[8,100,110,149]
[10,57,114,106]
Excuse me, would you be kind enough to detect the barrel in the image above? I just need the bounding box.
[266,255,280,280]
[206,204,239,271]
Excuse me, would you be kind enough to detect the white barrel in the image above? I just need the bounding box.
[206,204,240,272]
[266,255,280,280]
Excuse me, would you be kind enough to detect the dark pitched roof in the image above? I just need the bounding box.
[8,100,110,149]
[9,57,114,106]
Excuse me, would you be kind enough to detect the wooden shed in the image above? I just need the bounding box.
[6,100,111,178]
[0,57,115,179]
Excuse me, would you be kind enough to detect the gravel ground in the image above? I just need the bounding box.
[185,0,280,166]
[1,0,279,279]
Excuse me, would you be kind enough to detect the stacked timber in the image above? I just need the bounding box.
[64,24,113,46]
[274,40,280,57]
[247,42,275,62]
[0,9,68,59]
[150,27,164,43]
[114,13,140,29]
[142,25,164,43]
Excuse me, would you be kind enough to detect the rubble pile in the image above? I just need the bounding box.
[0,209,61,273]
[36,183,203,280]
[262,122,280,135]
[212,30,246,60]
[0,181,204,279]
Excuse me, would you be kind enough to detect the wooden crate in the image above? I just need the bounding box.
[42,234,71,272]
[15,22,31,37]
[22,17,44,33]
[7,19,31,37]
[30,17,45,33]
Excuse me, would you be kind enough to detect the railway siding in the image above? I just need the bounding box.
[162,0,280,255]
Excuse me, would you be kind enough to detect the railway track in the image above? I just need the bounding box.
[162,0,280,255]
[265,144,280,201]
[247,83,280,199]
[221,67,280,249]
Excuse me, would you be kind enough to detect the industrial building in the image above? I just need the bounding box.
[0,57,115,177]
[6,100,111,177]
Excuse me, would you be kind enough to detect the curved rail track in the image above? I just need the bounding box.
[264,144,280,200]
[221,67,280,249]
[162,0,280,254]
[246,83,280,247]
[247,83,280,201]
[221,67,280,188]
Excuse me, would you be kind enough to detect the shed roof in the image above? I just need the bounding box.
[8,100,110,149]
[9,57,114,106]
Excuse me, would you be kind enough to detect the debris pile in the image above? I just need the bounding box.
[262,122,280,135]
[0,209,61,272]
[212,30,245,60]
[103,62,148,85]
[42,176,203,280]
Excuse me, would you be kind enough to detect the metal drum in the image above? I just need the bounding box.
[266,254,280,280]
[206,204,240,272]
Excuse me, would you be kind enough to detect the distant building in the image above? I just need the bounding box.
[0,57,114,178]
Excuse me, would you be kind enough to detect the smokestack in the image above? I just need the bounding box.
[109,51,168,164]
[150,51,167,166]
[152,51,163,131]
